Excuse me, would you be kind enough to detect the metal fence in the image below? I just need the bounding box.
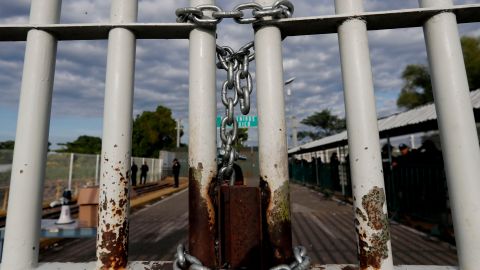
[290,159,450,231]
[0,150,164,212]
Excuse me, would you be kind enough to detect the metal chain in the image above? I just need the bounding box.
[174,244,311,270]
[216,41,254,184]
[176,0,294,27]
[173,2,302,270]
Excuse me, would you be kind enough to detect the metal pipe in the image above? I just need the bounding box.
[314,155,319,186]
[68,153,74,190]
[188,0,218,267]
[254,0,293,265]
[177,119,181,148]
[419,0,480,268]
[151,158,154,183]
[95,154,100,185]
[0,1,61,269]
[96,0,137,268]
[335,1,394,269]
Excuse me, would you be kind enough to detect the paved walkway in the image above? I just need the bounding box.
[39,184,458,265]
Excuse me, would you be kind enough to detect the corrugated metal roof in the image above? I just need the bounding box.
[289,89,480,154]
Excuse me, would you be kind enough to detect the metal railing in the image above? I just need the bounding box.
[290,160,452,236]
[0,0,479,269]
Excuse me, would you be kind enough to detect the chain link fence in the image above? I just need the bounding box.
[0,150,166,211]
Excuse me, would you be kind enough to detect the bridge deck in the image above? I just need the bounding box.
[39,184,458,266]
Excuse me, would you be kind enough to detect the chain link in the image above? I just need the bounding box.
[174,244,310,270]
[175,0,294,27]
[216,41,254,183]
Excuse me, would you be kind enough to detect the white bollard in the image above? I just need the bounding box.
[420,0,480,268]
[335,0,394,269]
[1,1,61,269]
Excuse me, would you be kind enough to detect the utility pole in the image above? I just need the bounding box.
[291,116,298,148]
[176,118,182,148]
[285,77,296,148]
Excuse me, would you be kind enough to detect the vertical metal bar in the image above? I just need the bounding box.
[254,0,293,265]
[96,0,137,268]
[335,1,394,269]
[2,188,9,212]
[68,153,74,190]
[0,1,61,269]
[419,0,480,268]
[95,154,100,185]
[150,158,154,182]
[188,0,217,267]
[315,155,319,186]
[177,119,181,148]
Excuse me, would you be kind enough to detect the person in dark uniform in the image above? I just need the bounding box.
[140,162,149,185]
[172,158,181,188]
[131,162,138,186]
[330,152,340,191]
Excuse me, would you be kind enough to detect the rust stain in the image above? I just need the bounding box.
[260,178,293,267]
[97,159,130,269]
[102,195,108,211]
[355,207,367,222]
[219,186,262,269]
[98,219,128,269]
[188,164,217,268]
[356,186,390,270]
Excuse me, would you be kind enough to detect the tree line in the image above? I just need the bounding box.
[0,105,250,158]
[0,106,180,158]
[300,36,480,141]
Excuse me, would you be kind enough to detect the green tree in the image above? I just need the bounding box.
[0,140,15,150]
[235,128,248,147]
[397,36,480,109]
[397,64,433,109]
[132,105,177,157]
[462,36,480,90]
[57,135,102,154]
[298,109,346,140]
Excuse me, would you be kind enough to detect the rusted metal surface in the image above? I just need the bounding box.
[219,186,262,269]
[97,153,131,269]
[260,179,293,267]
[354,186,390,270]
[188,164,217,268]
[341,266,358,270]
[187,0,218,267]
[254,0,294,266]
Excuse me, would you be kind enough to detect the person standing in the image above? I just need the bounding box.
[172,158,181,188]
[131,162,138,186]
[140,161,149,185]
[330,152,340,191]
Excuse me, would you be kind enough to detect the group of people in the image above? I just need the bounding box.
[382,139,443,169]
[130,162,150,186]
[130,158,181,188]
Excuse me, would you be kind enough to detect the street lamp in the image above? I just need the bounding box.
[284,77,298,148]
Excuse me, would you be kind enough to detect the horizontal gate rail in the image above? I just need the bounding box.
[261,4,480,36]
[0,23,195,41]
[0,5,479,41]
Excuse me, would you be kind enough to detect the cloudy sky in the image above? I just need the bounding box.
[0,0,479,149]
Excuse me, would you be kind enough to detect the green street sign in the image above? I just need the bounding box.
[216,115,258,128]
